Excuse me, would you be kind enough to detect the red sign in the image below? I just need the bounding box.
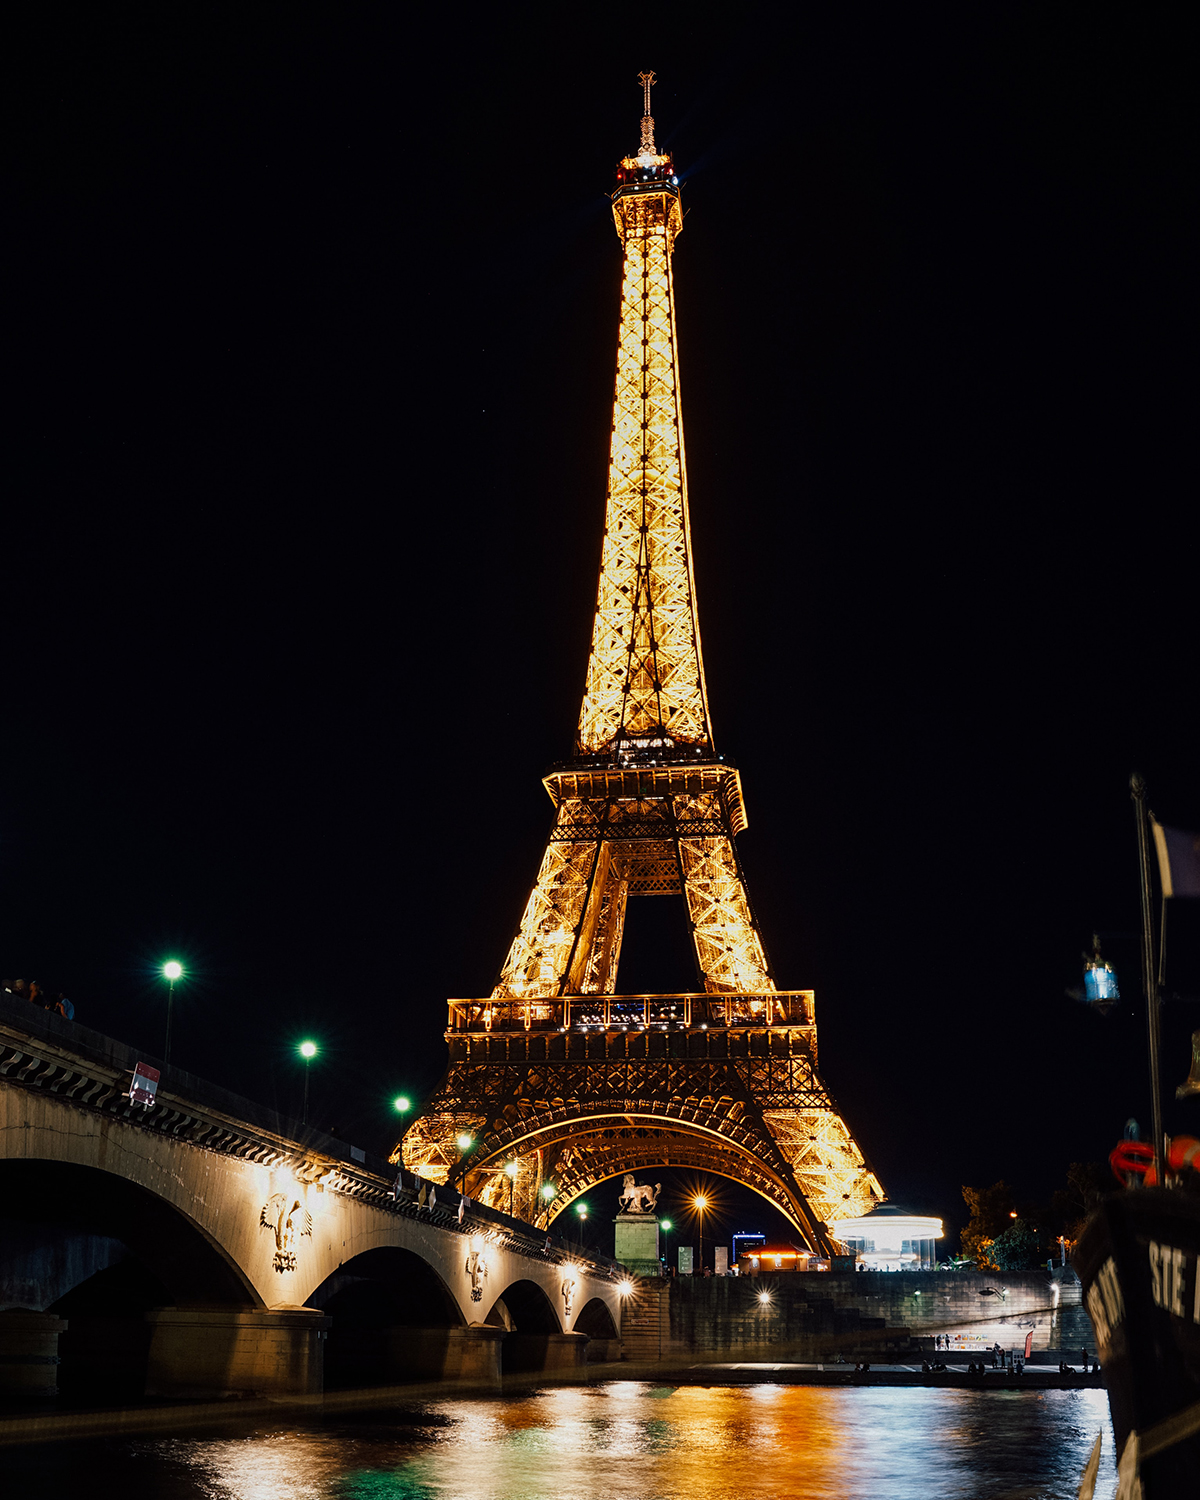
[130,1061,160,1107]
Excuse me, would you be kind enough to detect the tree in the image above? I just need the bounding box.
[988,1217,1040,1270]
[961,1181,1015,1269]
[1052,1161,1108,1247]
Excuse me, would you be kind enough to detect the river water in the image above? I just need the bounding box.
[7,1382,1117,1500]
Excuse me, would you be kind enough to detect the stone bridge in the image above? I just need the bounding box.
[0,998,623,1403]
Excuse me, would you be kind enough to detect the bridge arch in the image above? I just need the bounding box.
[486,1277,573,1375]
[307,1245,465,1388]
[460,1109,835,1248]
[574,1295,619,1342]
[546,1157,812,1240]
[0,1158,259,1311]
[0,1157,260,1402]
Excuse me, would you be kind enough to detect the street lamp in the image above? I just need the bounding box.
[393,1095,411,1115]
[575,1201,588,1253]
[660,1217,673,1275]
[299,1040,318,1125]
[161,961,183,1066]
[693,1194,709,1275]
[505,1159,518,1217]
[456,1132,475,1152]
[540,1180,557,1227]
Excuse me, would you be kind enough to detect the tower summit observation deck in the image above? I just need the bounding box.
[400,77,882,1254]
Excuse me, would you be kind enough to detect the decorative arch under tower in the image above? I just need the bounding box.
[398,78,882,1253]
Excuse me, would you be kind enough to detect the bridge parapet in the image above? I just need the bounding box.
[0,993,622,1282]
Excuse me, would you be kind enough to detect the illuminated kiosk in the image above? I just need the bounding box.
[831,1203,944,1271]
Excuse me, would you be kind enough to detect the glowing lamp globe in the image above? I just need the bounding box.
[162,961,183,981]
[393,1096,411,1114]
[456,1133,474,1152]
[299,1041,318,1060]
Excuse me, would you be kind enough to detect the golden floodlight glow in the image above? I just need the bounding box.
[395,80,883,1249]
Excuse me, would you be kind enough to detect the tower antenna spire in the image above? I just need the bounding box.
[637,70,657,163]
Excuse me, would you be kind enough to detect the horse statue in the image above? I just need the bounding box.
[618,1174,661,1213]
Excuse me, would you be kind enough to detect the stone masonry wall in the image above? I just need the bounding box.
[622,1271,1064,1361]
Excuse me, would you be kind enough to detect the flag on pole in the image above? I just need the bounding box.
[1024,1329,1033,1359]
[1152,819,1200,897]
[458,1193,471,1225]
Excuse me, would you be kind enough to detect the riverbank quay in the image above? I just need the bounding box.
[672,1360,1104,1391]
[0,1355,1104,1446]
[619,1268,1090,1364]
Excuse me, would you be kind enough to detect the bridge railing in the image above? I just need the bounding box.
[0,993,623,1281]
[446,990,815,1034]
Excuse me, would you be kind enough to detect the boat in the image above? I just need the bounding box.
[1076,1183,1200,1495]
[1074,774,1200,1496]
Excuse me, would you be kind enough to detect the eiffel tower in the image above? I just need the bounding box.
[400,75,882,1252]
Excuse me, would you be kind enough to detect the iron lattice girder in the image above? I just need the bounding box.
[402,1006,883,1251]
[543,764,748,837]
[543,1128,804,1225]
[401,134,883,1243]
[580,182,706,755]
[492,772,771,998]
[460,1110,830,1251]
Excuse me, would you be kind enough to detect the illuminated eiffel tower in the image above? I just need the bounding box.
[400,75,882,1252]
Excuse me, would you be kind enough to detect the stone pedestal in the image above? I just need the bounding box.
[0,1310,67,1399]
[614,1212,660,1277]
[145,1306,330,1399]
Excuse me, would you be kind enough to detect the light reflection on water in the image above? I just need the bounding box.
[9,1384,1117,1500]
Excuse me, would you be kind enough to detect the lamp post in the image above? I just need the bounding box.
[660,1217,673,1276]
[505,1158,518,1218]
[393,1095,411,1117]
[575,1201,588,1253]
[540,1180,557,1228]
[299,1040,317,1125]
[693,1194,709,1275]
[161,961,183,1066]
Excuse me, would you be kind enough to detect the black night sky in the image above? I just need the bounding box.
[2,6,1196,1255]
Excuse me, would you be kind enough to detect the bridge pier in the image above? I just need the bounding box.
[145,1306,330,1399]
[401,1325,506,1388]
[504,1330,589,1377]
[0,1310,67,1399]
